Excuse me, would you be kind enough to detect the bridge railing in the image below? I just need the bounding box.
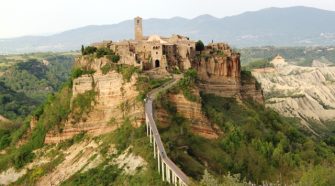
[145,87,189,186]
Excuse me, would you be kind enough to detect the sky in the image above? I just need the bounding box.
[0,0,335,38]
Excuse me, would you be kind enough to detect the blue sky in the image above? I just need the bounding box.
[0,0,334,38]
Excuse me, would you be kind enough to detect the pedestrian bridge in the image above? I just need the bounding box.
[144,76,189,186]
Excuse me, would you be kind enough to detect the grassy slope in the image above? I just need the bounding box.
[157,92,335,184]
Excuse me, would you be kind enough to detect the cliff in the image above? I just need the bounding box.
[252,56,335,132]
[45,57,143,143]
[194,43,264,103]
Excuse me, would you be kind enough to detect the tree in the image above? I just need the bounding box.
[81,45,84,55]
[196,40,205,52]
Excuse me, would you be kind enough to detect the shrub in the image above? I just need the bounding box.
[101,64,112,75]
[96,47,113,58]
[11,145,34,169]
[111,54,120,63]
[71,68,96,79]
[82,46,97,55]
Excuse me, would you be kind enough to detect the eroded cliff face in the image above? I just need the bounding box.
[45,57,143,144]
[194,43,263,102]
[155,88,220,139]
[252,56,335,132]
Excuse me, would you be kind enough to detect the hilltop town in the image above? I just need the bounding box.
[2,15,333,186]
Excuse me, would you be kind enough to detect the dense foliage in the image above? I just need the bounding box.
[0,54,74,120]
[157,92,335,184]
[0,83,72,170]
[0,82,37,119]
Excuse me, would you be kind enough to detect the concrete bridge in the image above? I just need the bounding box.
[145,75,189,186]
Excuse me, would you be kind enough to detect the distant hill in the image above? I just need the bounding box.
[1,6,335,54]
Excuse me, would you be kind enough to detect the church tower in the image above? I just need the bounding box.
[134,17,143,41]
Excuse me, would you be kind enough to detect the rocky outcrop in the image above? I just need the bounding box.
[169,91,219,139]
[252,55,335,131]
[194,43,263,103]
[45,61,143,144]
[156,88,220,139]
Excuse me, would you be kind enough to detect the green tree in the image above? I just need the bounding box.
[81,45,84,55]
[196,40,205,52]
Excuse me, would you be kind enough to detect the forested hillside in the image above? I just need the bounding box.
[155,72,335,185]
[0,53,75,120]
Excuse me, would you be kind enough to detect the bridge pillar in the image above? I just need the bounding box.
[150,128,152,143]
[162,162,165,181]
[172,173,176,185]
[157,153,161,173]
[153,139,156,159]
[166,166,171,183]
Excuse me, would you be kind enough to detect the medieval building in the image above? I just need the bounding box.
[92,17,196,71]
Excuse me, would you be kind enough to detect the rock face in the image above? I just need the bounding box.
[194,43,263,102]
[45,58,143,144]
[155,90,219,139]
[168,89,220,139]
[252,55,335,132]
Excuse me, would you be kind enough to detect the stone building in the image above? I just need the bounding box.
[92,17,196,71]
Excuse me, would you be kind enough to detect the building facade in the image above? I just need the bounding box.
[92,17,196,71]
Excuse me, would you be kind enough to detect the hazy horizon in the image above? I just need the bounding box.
[1,0,335,39]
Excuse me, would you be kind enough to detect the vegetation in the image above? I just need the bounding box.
[61,119,168,186]
[71,90,96,123]
[81,45,120,62]
[156,92,335,184]
[196,40,205,52]
[243,58,274,70]
[177,69,198,102]
[238,46,335,66]
[0,82,37,119]
[0,83,72,170]
[136,76,171,102]
[82,46,97,55]
[0,53,74,120]
[70,68,95,79]
[96,47,113,58]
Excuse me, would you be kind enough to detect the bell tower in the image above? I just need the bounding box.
[134,16,143,41]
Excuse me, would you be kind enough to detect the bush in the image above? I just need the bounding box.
[111,54,120,63]
[100,64,112,75]
[71,68,96,79]
[11,145,34,169]
[82,46,97,55]
[96,47,113,58]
